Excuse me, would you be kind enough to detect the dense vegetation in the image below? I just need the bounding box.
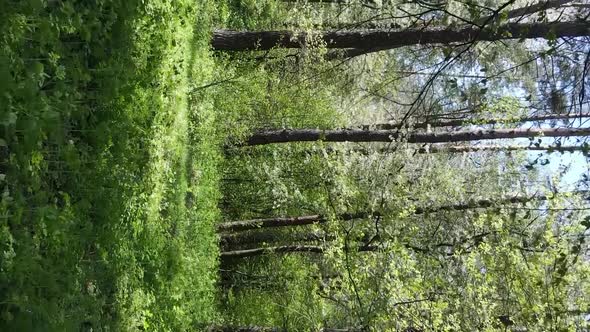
[1,0,589,331]
[0,0,225,330]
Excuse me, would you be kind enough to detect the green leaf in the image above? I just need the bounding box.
[442,47,453,60]
[42,110,60,120]
[546,29,557,47]
[1,112,17,126]
[31,61,44,75]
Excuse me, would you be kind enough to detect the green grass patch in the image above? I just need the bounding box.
[0,0,222,330]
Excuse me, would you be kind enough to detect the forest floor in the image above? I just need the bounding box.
[1,1,225,330]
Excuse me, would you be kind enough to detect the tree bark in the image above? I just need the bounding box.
[221,231,329,248]
[284,0,382,10]
[227,144,588,160]
[328,0,577,58]
[422,144,587,154]
[206,326,364,332]
[365,113,590,130]
[477,0,576,25]
[211,21,590,52]
[245,127,590,146]
[217,212,370,232]
[220,244,378,259]
[344,144,589,155]
[218,192,580,232]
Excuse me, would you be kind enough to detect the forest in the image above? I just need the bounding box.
[1,0,589,331]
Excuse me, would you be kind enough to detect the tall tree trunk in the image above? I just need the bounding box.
[211,21,590,52]
[220,244,378,259]
[206,326,365,332]
[217,192,579,232]
[341,144,589,155]
[419,144,587,154]
[221,231,486,253]
[218,212,369,232]
[226,144,588,160]
[282,0,380,10]
[476,0,576,25]
[366,113,590,130]
[329,0,577,58]
[220,233,550,258]
[221,231,342,248]
[244,127,590,146]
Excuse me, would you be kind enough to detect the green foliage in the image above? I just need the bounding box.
[213,49,345,221]
[0,0,223,330]
[221,255,323,331]
[214,0,590,330]
[220,0,285,29]
[221,136,590,331]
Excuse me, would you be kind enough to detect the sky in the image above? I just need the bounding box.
[515,116,589,189]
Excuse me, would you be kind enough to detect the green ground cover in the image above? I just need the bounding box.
[0,0,223,330]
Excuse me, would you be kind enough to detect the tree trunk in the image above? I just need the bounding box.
[245,127,590,146]
[206,326,364,332]
[476,0,576,25]
[421,144,587,154]
[328,0,577,58]
[344,144,589,155]
[217,192,579,232]
[217,212,370,232]
[220,244,378,259]
[227,144,588,159]
[366,113,590,130]
[211,21,590,52]
[221,231,330,248]
[283,0,382,10]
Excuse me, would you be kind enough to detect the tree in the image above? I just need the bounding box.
[218,192,585,232]
[211,21,590,52]
[220,244,378,259]
[364,112,590,130]
[245,127,590,146]
[326,144,590,155]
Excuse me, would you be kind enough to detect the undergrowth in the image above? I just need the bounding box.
[0,0,222,330]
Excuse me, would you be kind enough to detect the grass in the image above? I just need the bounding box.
[0,0,222,330]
